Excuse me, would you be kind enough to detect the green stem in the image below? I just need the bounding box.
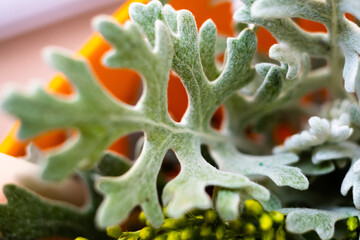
[329,0,340,96]
[327,0,352,100]
[232,67,331,131]
[224,67,331,154]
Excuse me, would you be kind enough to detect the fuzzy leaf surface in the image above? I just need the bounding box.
[210,143,307,220]
[275,115,353,153]
[211,144,308,190]
[274,98,360,209]
[281,208,360,240]
[236,0,360,93]
[313,142,360,209]
[2,0,285,228]
[0,184,106,240]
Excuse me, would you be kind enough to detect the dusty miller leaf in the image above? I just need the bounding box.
[96,151,131,177]
[211,143,308,190]
[222,64,286,136]
[312,142,356,164]
[274,114,353,153]
[281,208,360,240]
[269,44,301,79]
[251,0,329,22]
[0,182,106,240]
[310,142,360,209]
[3,0,272,228]
[221,49,311,139]
[210,143,307,220]
[240,0,360,93]
[215,187,281,221]
[339,0,360,20]
[215,190,241,221]
[350,103,360,128]
[274,98,360,208]
[3,46,141,181]
[294,159,335,176]
[234,0,328,81]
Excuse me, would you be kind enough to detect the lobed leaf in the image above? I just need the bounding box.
[269,44,301,79]
[211,143,308,190]
[3,0,276,228]
[251,0,329,23]
[296,141,360,209]
[339,0,360,20]
[235,0,360,93]
[234,0,329,56]
[282,208,360,240]
[0,183,106,240]
[210,143,307,221]
[294,159,335,176]
[275,115,353,153]
[216,190,241,221]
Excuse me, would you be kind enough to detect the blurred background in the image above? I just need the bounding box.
[0,0,127,140]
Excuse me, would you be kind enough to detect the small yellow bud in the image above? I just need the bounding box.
[262,229,274,240]
[181,227,193,240]
[163,219,177,229]
[347,231,358,239]
[204,210,217,223]
[347,216,359,231]
[259,214,273,231]
[269,211,284,224]
[244,223,256,235]
[139,211,147,224]
[128,237,139,240]
[275,227,286,240]
[215,225,226,239]
[75,238,88,240]
[245,199,263,216]
[163,217,186,229]
[163,207,168,217]
[229,219,242,231]
[154,235,167,240]
[244,236,255,240]
[195,215,204,220]
[106,225,123,239]
[200,225,212,237]
[167,231,181,240]
[140,227,155,240]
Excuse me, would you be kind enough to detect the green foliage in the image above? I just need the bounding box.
[96,151,132,177]
[0,184,107,240]
[281,208,360,240]
[4,0,360,239]
[112,207,360,240]
[235,0,360,93]
[116,204,288,240]
[275,100,353,154]
[3,0,310,231]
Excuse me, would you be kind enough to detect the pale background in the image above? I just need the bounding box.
[0,0,126,141]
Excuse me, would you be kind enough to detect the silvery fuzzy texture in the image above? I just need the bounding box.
[4,0,360,239]
[2,0,310,229]
[236,0,360,93]
[275,114,353,153]
[281,208,360,240]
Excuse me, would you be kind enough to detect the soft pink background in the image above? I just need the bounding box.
[0,3,121,142]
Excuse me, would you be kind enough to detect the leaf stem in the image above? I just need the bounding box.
[327,0,352,101]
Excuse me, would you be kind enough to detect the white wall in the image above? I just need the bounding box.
[0,0,125,41]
